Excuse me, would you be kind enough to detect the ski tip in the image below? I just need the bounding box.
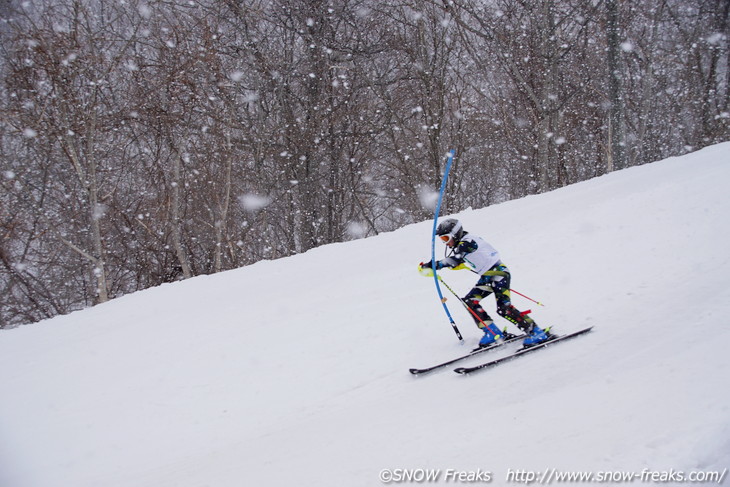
[453,367,468,375]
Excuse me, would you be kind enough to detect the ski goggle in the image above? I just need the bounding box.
[439,234,453,242]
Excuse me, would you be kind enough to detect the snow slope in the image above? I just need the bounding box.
[1,143,729,487]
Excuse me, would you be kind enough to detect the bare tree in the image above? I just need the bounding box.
[1,0,728,327]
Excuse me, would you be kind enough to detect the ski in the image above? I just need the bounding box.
[453,327,593,374]
[409,333,526,375]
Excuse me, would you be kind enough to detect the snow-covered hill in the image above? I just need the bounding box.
[2,143,729,487]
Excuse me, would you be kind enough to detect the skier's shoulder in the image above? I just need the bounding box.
[460,233,498,253]
[456,232,479,253]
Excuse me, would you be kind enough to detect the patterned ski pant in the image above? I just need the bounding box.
[462,262,537,333]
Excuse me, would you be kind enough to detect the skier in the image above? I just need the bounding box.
[419,218,550,348]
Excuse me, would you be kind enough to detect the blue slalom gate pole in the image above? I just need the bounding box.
[430,149,463,342]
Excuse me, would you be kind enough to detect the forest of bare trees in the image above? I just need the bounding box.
[1,0,728,327]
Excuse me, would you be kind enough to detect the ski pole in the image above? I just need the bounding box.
[437,275,492,329]
[510,288,545,307]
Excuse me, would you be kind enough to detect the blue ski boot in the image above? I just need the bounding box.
[523,325,550,347]
[478,323,503,347]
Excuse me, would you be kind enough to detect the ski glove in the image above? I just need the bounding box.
[418,261,435,277]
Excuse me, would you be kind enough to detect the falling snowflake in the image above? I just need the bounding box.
[238,193,272,212]
[417,186,439,211]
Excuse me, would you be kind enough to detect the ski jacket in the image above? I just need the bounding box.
[439,234,501,275]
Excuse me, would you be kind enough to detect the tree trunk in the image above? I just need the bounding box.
[606,0,627,171]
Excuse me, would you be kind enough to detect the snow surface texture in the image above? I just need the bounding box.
[1,143,729,487]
